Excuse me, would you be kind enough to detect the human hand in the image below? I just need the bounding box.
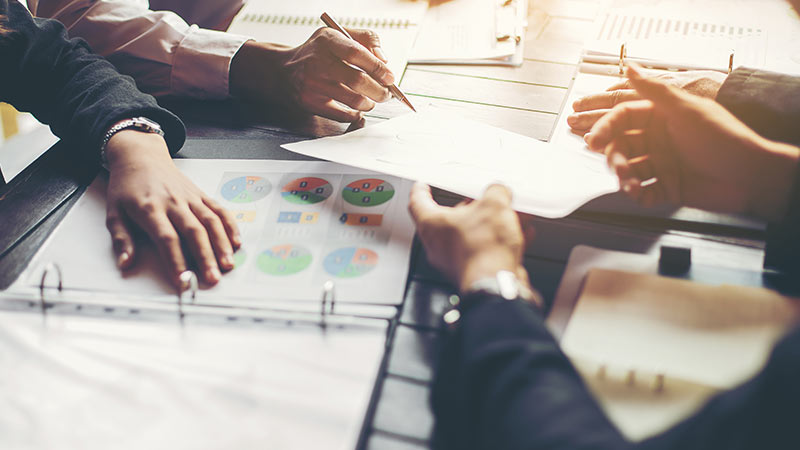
[586,65,799,222]
[568,70,728,132]
[230,28,395,123]
[104,130,241,287]
[408,183,534,293]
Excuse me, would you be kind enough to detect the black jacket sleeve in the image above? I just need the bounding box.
[0,0,185,162]
[716,68,800,146]
[432,294,800,450]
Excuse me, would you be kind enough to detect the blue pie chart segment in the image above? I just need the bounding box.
[323,247,379,278]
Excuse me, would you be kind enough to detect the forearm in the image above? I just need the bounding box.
[716,68,800,146]
[33,0,250,98]
[1,1,185,159]
[432,296,627,450]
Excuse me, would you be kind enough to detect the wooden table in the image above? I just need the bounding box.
[0,1,772,449]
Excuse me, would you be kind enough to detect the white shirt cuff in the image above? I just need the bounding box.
[172,26,251,99]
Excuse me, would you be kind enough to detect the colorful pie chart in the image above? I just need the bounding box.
[342,179,395,207]
[323,247,378,278]
[221,176,272,203]
[257,245,312,276]
[282,177,333,205]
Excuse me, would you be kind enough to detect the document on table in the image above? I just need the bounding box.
[15,160,415,306]
[0,308,386,450]
[0,110,58,183]
[560,267,800,440]
[409,0,527,65]
[282,110,619,219]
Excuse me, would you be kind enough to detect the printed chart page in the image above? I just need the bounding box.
[283,109,619,219]
[16,160,415,306]
[0,309,387,450]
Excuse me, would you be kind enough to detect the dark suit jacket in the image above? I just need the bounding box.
[432,293,800,450]
[0,0,185,163]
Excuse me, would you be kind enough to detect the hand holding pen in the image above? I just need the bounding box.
[321,12,416,113]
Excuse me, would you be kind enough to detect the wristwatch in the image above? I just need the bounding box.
[99,117,164,167]
[443,270,541,326]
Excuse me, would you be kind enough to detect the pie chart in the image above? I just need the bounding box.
[257,245,312,276]
[221,176,272,203]
[282,177,333,205]
[323,247,379,278]
[342,179,395,207]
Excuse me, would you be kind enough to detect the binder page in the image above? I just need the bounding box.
[16,160,415,305]
[228,0,427,80]
[283,109,619,219]
[409,0,519,63]
[0,309,386,450]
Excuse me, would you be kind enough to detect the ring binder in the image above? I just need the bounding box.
[13,263,393,330]
[38,262,63,317]
[177,271,199,324]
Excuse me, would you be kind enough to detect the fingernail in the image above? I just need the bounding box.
[611,152,627,167]
[206,267,221,283]
[380,70,395,86]
[233,234,242,248]
[117,252,130,269]
[583,133,592,143]
[222,254,234,269]
[373,46,388,62]
[567,114,579,125]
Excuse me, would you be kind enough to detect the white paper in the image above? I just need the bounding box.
[409,0,522,64]
[283,109,619,219]
[228,0,427,79]
[0,308,386,450]
[0,115,58,183]
[16,160,416,306]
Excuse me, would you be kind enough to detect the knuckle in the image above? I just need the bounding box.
[156,231,179,247]
[185,224,207,240]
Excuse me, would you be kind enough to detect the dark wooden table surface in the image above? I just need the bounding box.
[0,1,773,449]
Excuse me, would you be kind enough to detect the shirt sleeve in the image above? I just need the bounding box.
[716,67,800,147]
[30,0,251,99]
[0,0,185,160]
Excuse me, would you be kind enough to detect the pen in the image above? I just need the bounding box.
[320,12,417,113]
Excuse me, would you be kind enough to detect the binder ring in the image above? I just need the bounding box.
[177,271,198,323]
[39,263,64,317]
[320,280,336,327]
[619,42,627,75]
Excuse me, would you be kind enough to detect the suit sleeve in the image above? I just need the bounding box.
[432,293,800,450]
[716,68,800,146]
[0,0,185,161]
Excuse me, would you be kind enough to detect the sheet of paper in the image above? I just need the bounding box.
[562,269,800,390]
[16,160,416,306]
[409,0,522,64]
[0,112,57,183]
[283,109,619,219]
[0,308,386,450]
[560,268,800,439]
[228,0,427,79]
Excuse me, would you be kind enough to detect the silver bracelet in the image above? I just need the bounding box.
[99,117,164,168]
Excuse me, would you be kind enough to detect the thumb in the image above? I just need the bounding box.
[626,64,688,110]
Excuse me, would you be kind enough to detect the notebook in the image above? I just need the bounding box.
[227,0,428,79]
[408,0,528,66]
[559,267,800,440]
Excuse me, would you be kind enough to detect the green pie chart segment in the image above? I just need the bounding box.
[342,179,395,207]
[257,245,312,276]
[281,177,333,205]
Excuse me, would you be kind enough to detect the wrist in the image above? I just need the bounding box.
[229,40,290,100]
[747,137,800,222]
[104,130,171,170]
[458,251,524,293]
